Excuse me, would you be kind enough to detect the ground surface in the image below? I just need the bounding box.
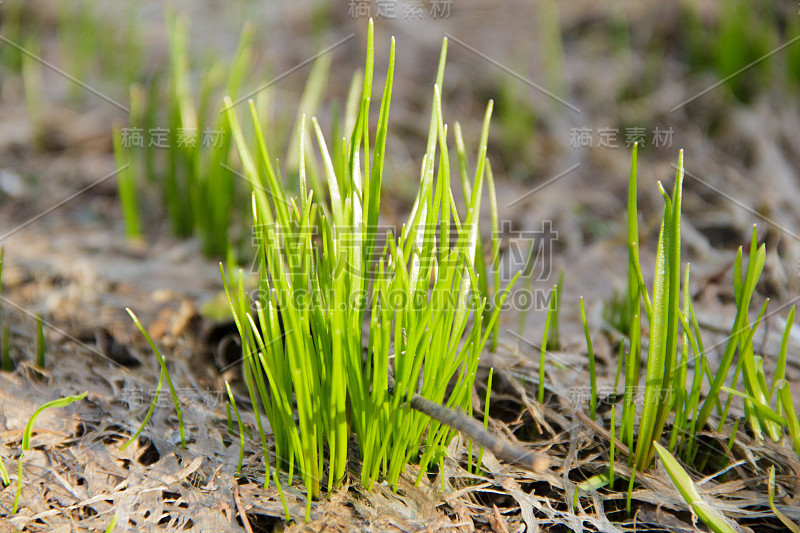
[1,0,800,531]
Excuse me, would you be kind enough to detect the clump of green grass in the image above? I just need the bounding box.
[114,10,255,257]
[681,1,779,103]
[222,20,518,519]
[576,143,800,528]
[114,10,332,260]
[1,1,142,138]
[56,0,143,102]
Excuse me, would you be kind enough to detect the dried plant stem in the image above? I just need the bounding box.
[387,374,550,473]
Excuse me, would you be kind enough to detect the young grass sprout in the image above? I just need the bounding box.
[123,308,186,449]
[12,392,87,514]
[575,142,800,528]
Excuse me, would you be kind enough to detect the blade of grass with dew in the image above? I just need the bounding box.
[643,153,685,469]
[653,441,739,533]
[632,190,670,470]
[126,308,186,448]
[12,392,87,514]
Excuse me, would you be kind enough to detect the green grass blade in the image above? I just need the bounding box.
[653,442,739,533]
[13,391,87,514]
[610,404,616,488]
[769,466,800,533]
[35,312,45,369]
[104,511,120,533]
[225,381,246,477]
[121,371,165,451]
[777,381,800,462]
[697,227,765,430]
[579,297,597,419]
[634,191,672,471]
[112,125,140,238]
[126,308,186,448]
[771,306,795,403]
[538,286,556,403]
[487,160,501,351]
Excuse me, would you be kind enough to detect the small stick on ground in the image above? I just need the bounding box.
[234,480,254,533]
[387,375,551,473]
